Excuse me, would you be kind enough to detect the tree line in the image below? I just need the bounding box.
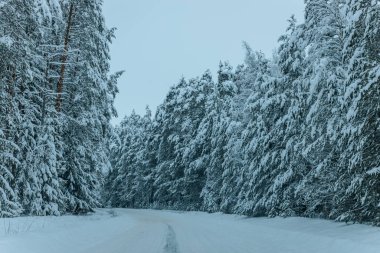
[105,0,380,224]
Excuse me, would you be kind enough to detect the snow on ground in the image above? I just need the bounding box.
[1,209,380,253]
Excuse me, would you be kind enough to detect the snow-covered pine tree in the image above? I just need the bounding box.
[24,0,67,216]
[264,16,309,217]
[0,1,22,217]
[333,0,380,223]
[233,49,285,216]
[201,62,237,212]
[132,107,153,207]
[218,58,255,214]
[230,47,271,215]
[109,110,151,207]
[152,78,191,208]
[0,131,21,217]
[57,0,119,213]
[181,72,213,209]
[103,124,122,207]
[292,0,347,218]
[0,0,57,216]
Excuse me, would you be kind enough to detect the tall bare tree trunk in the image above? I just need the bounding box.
[56,3,74,112]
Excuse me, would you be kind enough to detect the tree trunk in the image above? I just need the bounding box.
[56,3,74,112]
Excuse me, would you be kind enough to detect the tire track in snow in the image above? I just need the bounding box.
[164,224,180,253]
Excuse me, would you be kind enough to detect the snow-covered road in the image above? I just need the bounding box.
[1,209,380,253]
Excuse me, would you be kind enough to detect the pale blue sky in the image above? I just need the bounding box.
[103,0,305,123]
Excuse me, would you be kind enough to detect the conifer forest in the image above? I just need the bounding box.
[1,0,380,231]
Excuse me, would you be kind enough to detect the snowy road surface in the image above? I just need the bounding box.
[1,209,380,253]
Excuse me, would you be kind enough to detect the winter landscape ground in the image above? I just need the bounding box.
[1,208,380,253]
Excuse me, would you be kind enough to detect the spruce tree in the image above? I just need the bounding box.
[58,0,119,213]
[333,0,380,223]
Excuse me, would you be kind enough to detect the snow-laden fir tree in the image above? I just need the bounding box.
[181,71,214,210]
[153,78,203,209]
[107,110,151,208]
[57,0,119,213]
[332,0,380,223]
[0,0,54,216]
[291,0,347,218]
[201,62,237,212]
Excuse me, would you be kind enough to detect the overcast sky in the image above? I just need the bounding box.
[103,0,305,123]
